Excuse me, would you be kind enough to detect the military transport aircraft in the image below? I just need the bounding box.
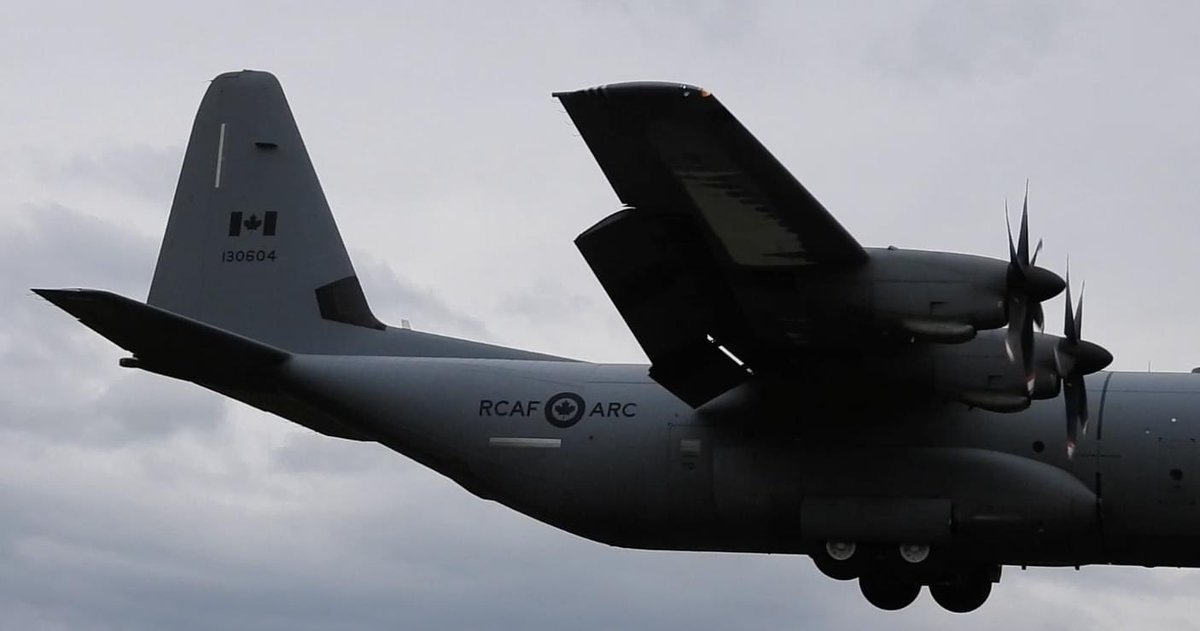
[38,70,1198,614]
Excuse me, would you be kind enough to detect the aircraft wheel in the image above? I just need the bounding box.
[859,572,921,611]
[929,570,992,613]
[812,541,863,581]
[898,543,931,565]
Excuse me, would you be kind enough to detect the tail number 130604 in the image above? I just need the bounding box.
[221,249,277,263]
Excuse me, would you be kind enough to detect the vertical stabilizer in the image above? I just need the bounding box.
[147,70,384,351]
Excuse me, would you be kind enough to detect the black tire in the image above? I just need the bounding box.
[929,574,992,613]
[812,551,861,581]
[859,572,921,611]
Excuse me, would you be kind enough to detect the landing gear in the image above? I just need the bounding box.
[859,572,921,611]
[813,541,999,612]
[929,566,997,613]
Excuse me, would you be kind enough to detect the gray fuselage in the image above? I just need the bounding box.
[273,354,1200,571]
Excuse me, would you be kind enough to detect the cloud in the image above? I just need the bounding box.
[591,0,765,45]
[355,255,492,341]
[2,375,226,447]
[870,0,1073,83]
[0,203,224,446]
[30,144,184,204]
[495,277,645,362]
[6,203,155,297]
[269,430,389,475]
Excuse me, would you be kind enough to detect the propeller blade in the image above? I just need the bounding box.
[1055,344,1076,377]
[1064,374,1086,458]
[1033,302,1045,332]
[1074,284,1085,341]
[1006,201,1019,271]
[1021,312,1034,385]
[1005,295,1036,391]
[1005,296,1026,362]
[1063,267,1075,343]
[1031,238,1044,268]
[1018,192,1030,266]
[1078,378,1090,437]
[1065,376,1084,460]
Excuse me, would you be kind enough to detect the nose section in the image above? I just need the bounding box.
[1026,266,1066,302]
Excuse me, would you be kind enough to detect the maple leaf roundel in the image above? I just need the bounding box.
[544,392,585,428]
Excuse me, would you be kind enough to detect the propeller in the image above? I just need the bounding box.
[1004,188,1063,391]
[1054,267,1113,458]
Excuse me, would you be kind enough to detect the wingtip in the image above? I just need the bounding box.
[31,287,72,302]
[30,288,112,312]
[31,287,85,315]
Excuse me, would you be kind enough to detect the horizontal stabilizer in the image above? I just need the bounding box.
[34,288,288,383]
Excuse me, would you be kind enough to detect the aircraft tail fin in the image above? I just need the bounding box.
[146,70,385,353]
[40,70,563,363]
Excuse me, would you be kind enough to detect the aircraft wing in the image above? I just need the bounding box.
[554,82,866,268]
[557,82,868,406]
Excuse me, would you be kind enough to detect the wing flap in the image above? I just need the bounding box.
[575,209,750,405]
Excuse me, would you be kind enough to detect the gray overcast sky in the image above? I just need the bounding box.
[4,1,1200,629]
